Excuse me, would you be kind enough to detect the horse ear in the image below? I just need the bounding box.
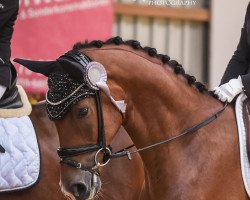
[57,57,85,80]
[14,58,57,77]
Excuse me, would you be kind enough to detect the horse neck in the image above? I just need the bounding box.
[85,46,221,142]
[85,47,239,197]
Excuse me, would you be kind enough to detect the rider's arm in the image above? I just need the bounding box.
[0,1,18,92]
[221,2,250,85]
[220,27,250,85]
[0,1,19,62]
[214,3,250,102]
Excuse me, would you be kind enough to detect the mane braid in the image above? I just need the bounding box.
[72,36,211,94]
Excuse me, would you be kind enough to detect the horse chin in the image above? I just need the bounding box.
[61,189,77,200]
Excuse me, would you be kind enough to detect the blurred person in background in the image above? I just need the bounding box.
[0,0,21,108]
[214,2,250,102]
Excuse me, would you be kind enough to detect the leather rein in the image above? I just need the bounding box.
[111,101,228,159]
[55,51,228,175]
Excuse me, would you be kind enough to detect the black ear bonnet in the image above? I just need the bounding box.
[14,50,96,120]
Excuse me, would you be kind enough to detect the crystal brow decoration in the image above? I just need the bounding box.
[46,83,86,106]
[47,94,92,119]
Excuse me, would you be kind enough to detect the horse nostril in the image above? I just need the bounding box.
[71,183,89,199]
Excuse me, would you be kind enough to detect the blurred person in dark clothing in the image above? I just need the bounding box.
[0,0,22,108]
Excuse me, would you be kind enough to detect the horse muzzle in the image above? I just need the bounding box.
[67,173,101,200]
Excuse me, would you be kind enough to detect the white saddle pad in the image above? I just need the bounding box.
[235,93,250,197]
[0,116,40,192]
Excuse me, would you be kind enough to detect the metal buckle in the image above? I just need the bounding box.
[126,151,132,160]
[76,163,82,169]
[94,147,111,167]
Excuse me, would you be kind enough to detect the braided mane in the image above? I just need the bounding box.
[72,36,213,95]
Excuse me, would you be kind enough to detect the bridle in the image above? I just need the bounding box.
[54,52,112,174]
[57,90,112,174]
[54,51,228,176]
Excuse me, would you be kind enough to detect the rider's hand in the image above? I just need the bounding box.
[214,76,243,102]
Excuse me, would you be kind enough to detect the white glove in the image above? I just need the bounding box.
[214,76,243,102]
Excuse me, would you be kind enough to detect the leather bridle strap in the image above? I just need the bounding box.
[58,144,102,158]
[111,101,228,159]
[55,51,114,173]
[95,90,106,148]
[58,90,111,172]
[60,159,96,173]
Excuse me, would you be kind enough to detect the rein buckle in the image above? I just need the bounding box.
[94,147,111,167]
[76,163,82,169]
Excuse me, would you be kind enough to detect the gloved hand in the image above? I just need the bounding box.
[214,76,243,102]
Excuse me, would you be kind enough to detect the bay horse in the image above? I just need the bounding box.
[16,36,249,199]
[0,100,144,200]
[70,38,248,199]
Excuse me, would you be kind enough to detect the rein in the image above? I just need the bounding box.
[111,101,228,159]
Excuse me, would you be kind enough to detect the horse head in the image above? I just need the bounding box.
[14,48,125,200]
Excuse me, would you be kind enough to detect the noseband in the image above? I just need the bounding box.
[48,51,112,174]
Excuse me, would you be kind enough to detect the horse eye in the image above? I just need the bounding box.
[77,107,89,118]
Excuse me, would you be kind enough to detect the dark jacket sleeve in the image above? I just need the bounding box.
[220,27,250,85]
[220,2,250,98]
[0,0,19,62]
[0,0,19,87]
